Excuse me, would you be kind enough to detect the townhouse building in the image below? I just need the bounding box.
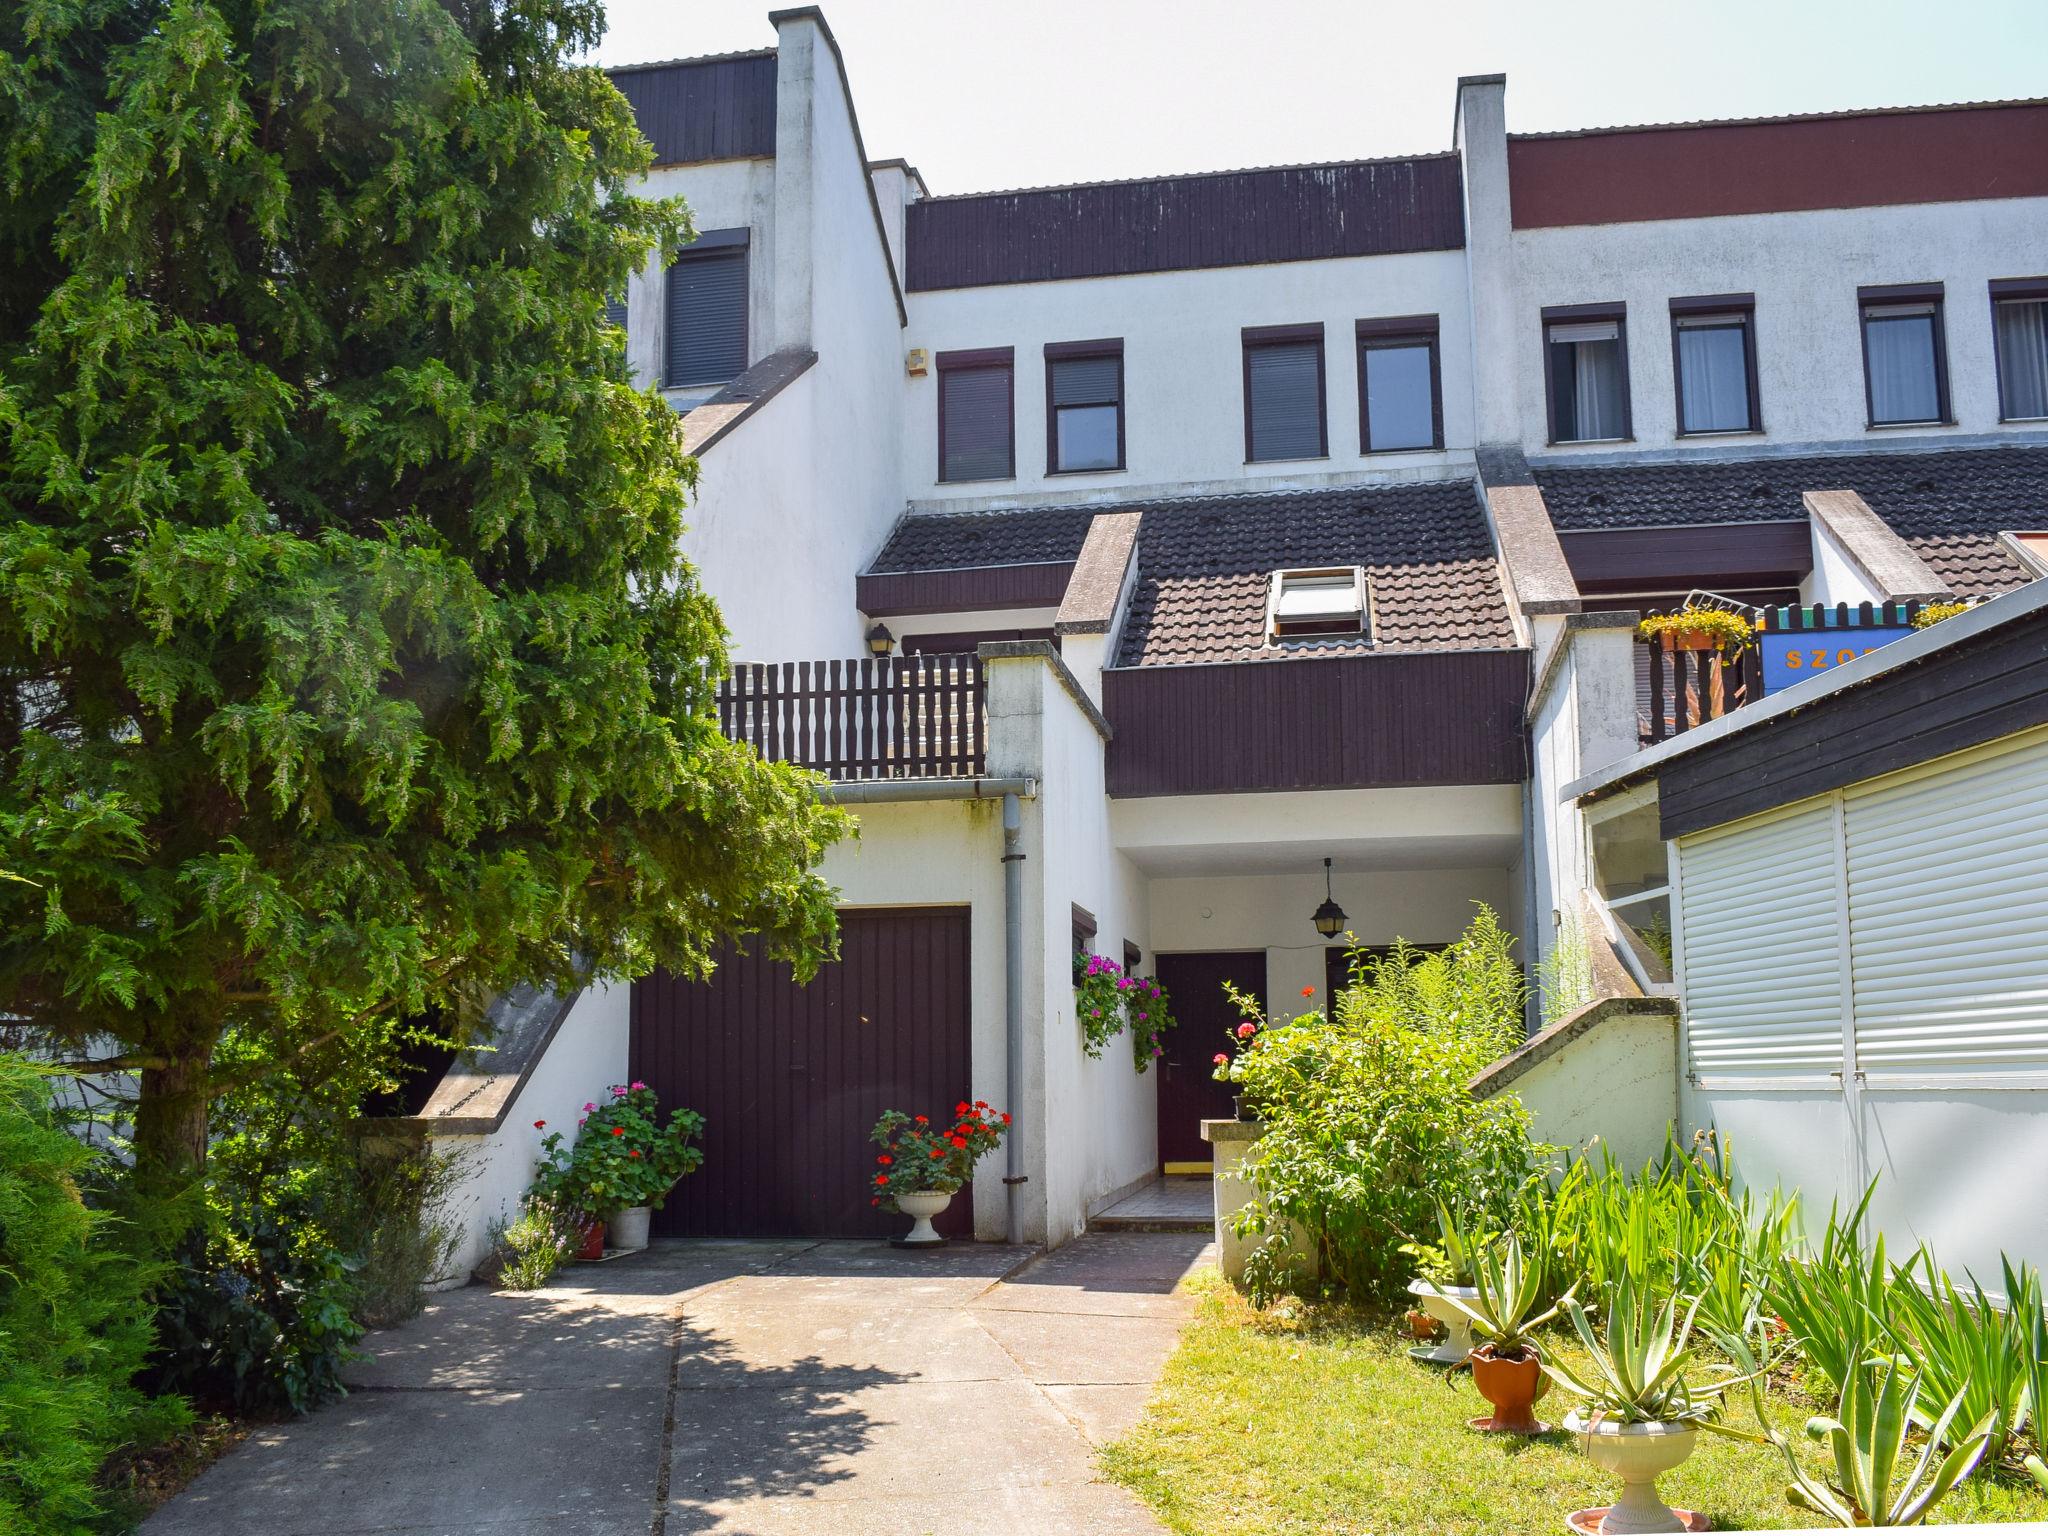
[404,7,2048,1273]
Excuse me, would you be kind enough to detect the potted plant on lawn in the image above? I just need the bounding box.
[1432,1232,1575,1434]
[1543,1276,1757,1536]
[1400,1201,1485,1366]
[870,1101,1010,1247]
[1636,608,1754,654]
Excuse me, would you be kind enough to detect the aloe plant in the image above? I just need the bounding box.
[1543,1275,1751,1425]
[1401,1199,1484,1288]
[1781,1355,1994,1526]
[1432,1233,1575,1356]
[2027,1455,2047,1494]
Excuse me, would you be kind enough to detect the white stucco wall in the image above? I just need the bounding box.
[1510,198,2048,457]
[1499,1007,1678,1170]
[1801,513,1888,608]
[1145,865,1515,1021]
[902,249,1476,506]
[627,159,777,398]
[1029,667,1156,1240]
[432,982,630,1283]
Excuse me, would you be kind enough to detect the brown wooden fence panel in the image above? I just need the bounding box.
[1638,601,1928,745]
[715,653,985,780]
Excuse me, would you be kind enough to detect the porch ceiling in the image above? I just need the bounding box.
[1110,784,1522,876]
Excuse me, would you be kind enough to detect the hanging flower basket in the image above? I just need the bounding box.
[1637,609,1754,654]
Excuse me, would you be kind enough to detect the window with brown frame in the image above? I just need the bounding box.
[937,346,1015,482]
[1242,323,1327,462]
[1044,339,1124,473]
[1670,294,1760,436]
[1543,303,1630,444]
[1992,278,2048,423]
[1356,316,1442,453]
[1859,283,1950,427]
[664,228,749,389]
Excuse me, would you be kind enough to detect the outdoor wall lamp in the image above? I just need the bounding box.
[865,622,895,656]
[1311,856,1348,938]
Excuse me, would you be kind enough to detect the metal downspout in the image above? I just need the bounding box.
[1001,792,1027,1245]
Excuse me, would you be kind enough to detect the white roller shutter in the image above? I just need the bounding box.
[1679,800,1845,1082]
[1844,733,2048,1081]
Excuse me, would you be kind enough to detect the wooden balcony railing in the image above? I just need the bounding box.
[716,653,986,780]
[1639,600,1929,746]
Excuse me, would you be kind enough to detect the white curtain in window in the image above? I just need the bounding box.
[1865,310,1939,423]
[1574,338,1623,439]
[1998,300,2048,420]
[1678,322,1750,432]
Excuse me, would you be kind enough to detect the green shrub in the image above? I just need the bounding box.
[344,1139,466,1330]
[1228,907,1541,1300]
[148,1203,365,1418]
[0,1054,188,1534]
[491,1201,574,1291]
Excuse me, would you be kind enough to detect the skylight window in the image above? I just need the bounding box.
[1267,567,1368,640]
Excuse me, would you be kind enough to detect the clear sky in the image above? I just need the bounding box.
[587,0,2048,195]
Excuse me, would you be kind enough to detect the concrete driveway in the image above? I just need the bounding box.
[144,1230,1213,1536]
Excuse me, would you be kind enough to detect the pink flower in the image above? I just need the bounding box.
[1236,1022,1256,1040]
[1213,1053,1229,1066]
[577,1117,586,1127]
[630,1080,647,1092]
[583,1102,596,1112]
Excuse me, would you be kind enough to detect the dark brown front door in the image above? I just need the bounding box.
[1154,951,1267,1170]
[631,906,974,1238]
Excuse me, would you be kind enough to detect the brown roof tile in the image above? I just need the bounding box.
[1532,445,2048,596]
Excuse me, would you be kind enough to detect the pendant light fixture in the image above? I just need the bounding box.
[1311,856,1348,939]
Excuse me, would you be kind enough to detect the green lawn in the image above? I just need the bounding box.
[1101,1276,2048,1536]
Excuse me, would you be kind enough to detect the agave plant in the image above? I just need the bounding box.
[1431,1233,1575,1358]
[2027,1455,2047,1494]
[1882,1251,2031,1463]
[1780,1355,1994,1526]
[1401,1198,1485,1289]
[1544,1275,1751,1425]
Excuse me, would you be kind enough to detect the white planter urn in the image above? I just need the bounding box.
[1406,1277,1479,1364]
[1563,1411,1701,1535]
[606,1205,651,1253]
[893,1188,955,1247]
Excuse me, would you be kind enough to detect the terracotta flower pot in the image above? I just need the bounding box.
[574,1215,605,1262]
[1659,629,1719,653]
[1467,1343,1548,1434]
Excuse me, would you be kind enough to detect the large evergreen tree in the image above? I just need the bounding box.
[0,0,846,1184]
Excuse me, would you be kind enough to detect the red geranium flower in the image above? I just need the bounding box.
[1000,1113,1011,1125]
[1301,985,1316,997]
[877,1154,893,1166]
[533,1120,546,1129]
[628,1149,641,1160]
[1236,1022,1256,1040]
[611,1126,625,1136]
[914,1115,928,1124]
[974,1100,988,1109]
[955,1102,970,1116]
[929,1147,945,1159]
[877,1174,889,1185]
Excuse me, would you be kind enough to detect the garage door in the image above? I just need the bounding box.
[631,907,974,1238]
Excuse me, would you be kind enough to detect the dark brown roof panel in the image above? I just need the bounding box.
[610,53,777,165]
[905,157,1464,291]
[867,506,1098,573]
[1531,445,2048,596]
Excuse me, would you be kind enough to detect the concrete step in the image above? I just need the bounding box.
[1087,1177,1214,1234]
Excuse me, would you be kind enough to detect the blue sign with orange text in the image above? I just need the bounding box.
[1759,628,1914,696]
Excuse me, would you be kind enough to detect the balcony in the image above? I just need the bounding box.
[1639,600,1935,745]
[717,653,986,780]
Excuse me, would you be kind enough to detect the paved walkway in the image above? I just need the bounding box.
[1089,1175,1212,1231]
[145,1231,1213,1536]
